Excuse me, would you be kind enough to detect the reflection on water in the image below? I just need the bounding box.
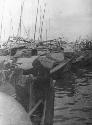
[54,68,92,125]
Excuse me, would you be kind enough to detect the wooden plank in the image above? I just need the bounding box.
[16,56,38,70]
[28,99,42,116]
[50,59,70,74]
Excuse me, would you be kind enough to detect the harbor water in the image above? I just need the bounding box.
[54,67,92,125]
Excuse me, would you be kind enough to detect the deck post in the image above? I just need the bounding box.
[41,78,55,125]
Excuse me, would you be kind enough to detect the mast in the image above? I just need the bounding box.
[39,5,42,41]
[0,1,5,42]
[0,17,3,41]
[46,29,47,41]
[34,0,40,42]
[17,1,24,37]
[40,2,46,42]
[10,17,14,37]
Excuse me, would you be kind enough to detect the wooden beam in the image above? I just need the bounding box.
[41,78,55,125]
[28,99,43,116]
[50,59,70,74]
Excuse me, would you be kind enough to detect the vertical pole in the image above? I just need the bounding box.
[41,78,55,125]
[34,0,39,41]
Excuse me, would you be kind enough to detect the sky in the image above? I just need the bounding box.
[0,0,92,42]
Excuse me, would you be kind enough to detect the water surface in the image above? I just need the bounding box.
[54,68,92,125]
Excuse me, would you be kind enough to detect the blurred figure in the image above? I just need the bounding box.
[0,92,32,125]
